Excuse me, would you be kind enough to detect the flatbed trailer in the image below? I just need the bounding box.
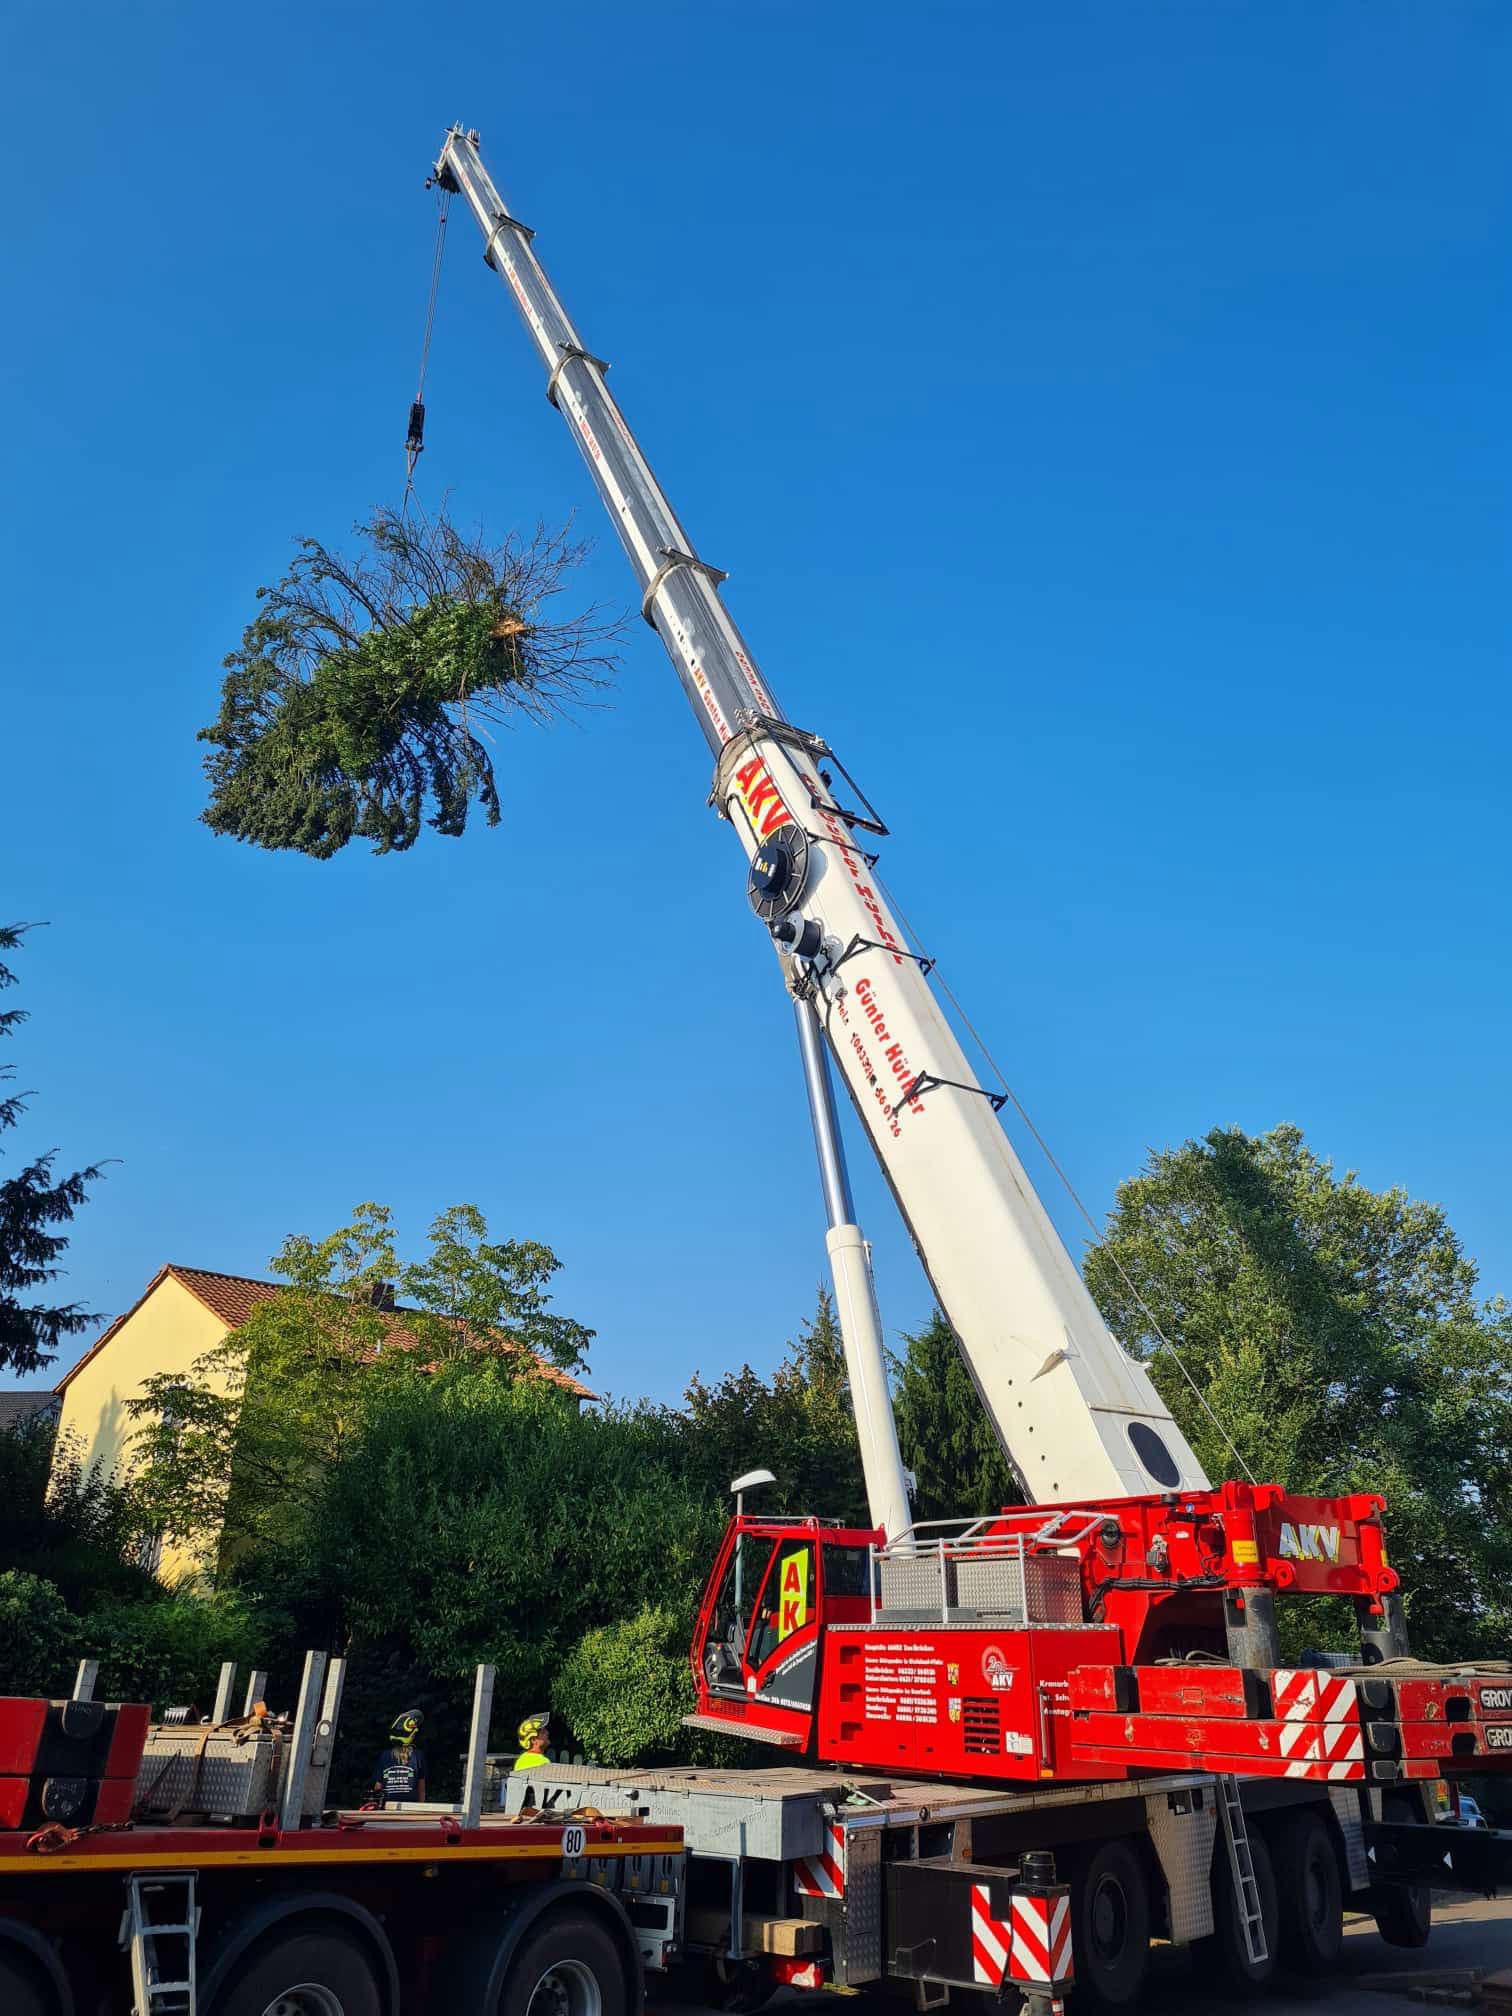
[0,1807,682,2016]
[502,1756,1510,2013]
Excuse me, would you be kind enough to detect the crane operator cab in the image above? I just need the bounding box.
[693,1511,879,1751]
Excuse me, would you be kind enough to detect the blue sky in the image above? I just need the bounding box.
[3,2,1508,1406]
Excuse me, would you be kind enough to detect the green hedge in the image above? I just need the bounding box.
[0,1571,76,1696]
[552,1604,694,1766]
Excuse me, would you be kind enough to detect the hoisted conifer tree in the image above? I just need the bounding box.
[199,508,622,858]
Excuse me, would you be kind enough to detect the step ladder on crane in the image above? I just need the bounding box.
[1217,1774,1269,1967]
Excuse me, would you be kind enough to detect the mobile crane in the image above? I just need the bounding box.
[431,126,1512,2010]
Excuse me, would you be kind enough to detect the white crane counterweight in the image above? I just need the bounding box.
[433,124,1205,1508]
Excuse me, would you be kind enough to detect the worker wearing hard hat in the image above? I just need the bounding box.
[372,1709,429,1804]
[513,1711,552,1771]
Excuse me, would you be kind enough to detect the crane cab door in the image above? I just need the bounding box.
[744,1537,820,1713]
[696,1522,822,1744]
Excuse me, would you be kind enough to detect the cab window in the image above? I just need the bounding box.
[748,1539,815,1674]
[701,1534,775,1696]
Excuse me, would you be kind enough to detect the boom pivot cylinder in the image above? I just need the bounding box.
[793,997,911,1541]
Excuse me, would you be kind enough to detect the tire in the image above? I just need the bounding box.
[0,1948,53,2016]
[702,1955,775,2013]
[1372,1789,1433,1950]
[499,1910,629,2016]
[1269,1807,1344,1970]
[1198,1822,1278,1992]
[210,1927,382,2016]
[1068,1838,1150,2013]
[1371,1879,1432,1950]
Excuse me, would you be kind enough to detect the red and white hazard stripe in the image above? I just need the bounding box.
[792,1821,845,1900]
[1009,1892,1073,1986]
[970,1883,1011,1986]
[770,1958,828,1990]
[1271,1668,1317,1720]
[1272,1671,1365,1780]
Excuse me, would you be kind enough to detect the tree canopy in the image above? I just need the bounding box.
[1084,1123,1512,1659]
[199,509,622,858]
[683,1287,868,1525]
[128,1202,592,1569]
[0,924,103,1375]
[892,1310,1021,1523]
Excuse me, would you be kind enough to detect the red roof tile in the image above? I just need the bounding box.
[54,1264,596,1399]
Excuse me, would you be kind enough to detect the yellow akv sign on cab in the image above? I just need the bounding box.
[776,1550,810,1640]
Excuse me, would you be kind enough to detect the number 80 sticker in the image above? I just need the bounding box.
[561,1823,587,1859]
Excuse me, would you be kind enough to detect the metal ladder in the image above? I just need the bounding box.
[121,1870,199,2016]
[1216,1775,1268,1966]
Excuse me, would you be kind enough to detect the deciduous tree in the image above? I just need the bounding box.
[129,1203,590,1569]
[1084,1123,1512,1659]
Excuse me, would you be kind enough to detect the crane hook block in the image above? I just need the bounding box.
[406,400,426,455]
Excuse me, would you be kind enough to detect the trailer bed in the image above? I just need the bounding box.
[501,1758,1214,1858]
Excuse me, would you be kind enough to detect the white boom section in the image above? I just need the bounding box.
[438,127,1208,1504]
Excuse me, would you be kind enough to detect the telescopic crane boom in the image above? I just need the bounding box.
[432,124,1205,1519]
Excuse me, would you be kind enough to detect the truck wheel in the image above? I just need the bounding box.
[1371,1880,1432,1949]
[211,1928,382,2016]
[0,1948,53,2016]
[1068,1838,1150,2012]
[500,1910,628,2016]
[1371,1790,1432,1949]
[1269,1808,1343,1969]
[1198,1824,1278,1991]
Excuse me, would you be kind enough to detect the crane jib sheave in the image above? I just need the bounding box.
[435,126,1208,1505]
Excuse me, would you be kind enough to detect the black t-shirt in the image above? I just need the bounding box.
[373,1744,427,1802]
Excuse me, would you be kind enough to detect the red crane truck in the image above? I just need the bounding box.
[5,118,1506,2016]
[430,122,1512,2014]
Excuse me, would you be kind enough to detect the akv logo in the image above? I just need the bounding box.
[982,1646,1016,1692]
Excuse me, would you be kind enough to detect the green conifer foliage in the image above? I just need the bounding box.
[200,510,621,857]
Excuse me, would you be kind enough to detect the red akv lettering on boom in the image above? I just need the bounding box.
[733,755,794,840]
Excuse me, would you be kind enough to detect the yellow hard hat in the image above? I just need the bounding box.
[518,1710,550,1749]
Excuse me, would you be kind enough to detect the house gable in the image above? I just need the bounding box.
[51,1274,232,1496]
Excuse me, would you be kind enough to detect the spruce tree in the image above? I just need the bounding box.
[0,925,102,1375]
[893,1310,1022,1521]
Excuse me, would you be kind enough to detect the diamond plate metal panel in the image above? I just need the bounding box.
[1024,1556,1084,1624]
[879,1555,952,1616]
[839,1823,881,1984]
[500,1763,847,1860]
[949,1555,1082,1624]
[952,1557,1024,1618]
[1145,1788,1217,1944]
[1329,1785,1370,1891]
[136,1731,284,1817]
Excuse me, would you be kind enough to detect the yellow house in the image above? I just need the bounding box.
[52,1263,594,1582]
